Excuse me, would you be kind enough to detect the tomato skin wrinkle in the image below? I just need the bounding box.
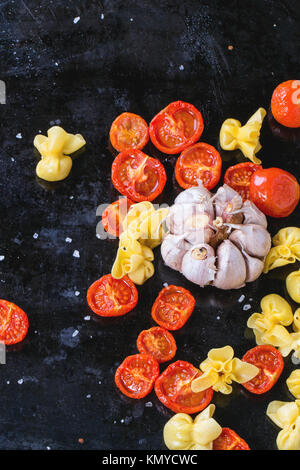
[154,360,213,413]
[115,353,159,399]
[0,299,29,345]
[213,428,250,450]
[151,285,195,331]
[224,162,262,201]
[109,112,149,152]
[175,142,222,190]
[137,326,177,363]
[242,345,284,395]
[149,101,204,154]
[111,149,167,202]
[87,274,138,317]
[250,167,299,217]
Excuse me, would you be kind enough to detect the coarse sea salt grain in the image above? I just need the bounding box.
[73,16,80,24]
[86,394,91,399]
[33,233,39,239]
[179,65,184,71]
[72,330,79,338]
[100,13,104,20]
[84,315,90,321]
[292,354,300,365]
[243,304,251,311]
[238,295,245,303]
[73,250,80,258]
[75,291,80,296]
[16,133,22,139]
[145,402,153,407]
[163,282,169,288]
[65,237,72,243]
[0,256,4,261]
[18,379,24,385]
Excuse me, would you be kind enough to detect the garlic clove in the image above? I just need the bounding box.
[161,234,191,272]
[175,180,213,205]
[241,249,265,282]
[181,243,216,287]
[242,200,268,228]
[229,224,271,259]
[213,240,247,289]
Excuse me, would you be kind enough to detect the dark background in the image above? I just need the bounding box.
[0,0,299,451]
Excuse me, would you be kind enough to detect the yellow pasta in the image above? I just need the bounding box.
[287,370,300,399]
[286,270,300,303]
[294,309,300,332]
[191,346,259,395]
[219,107,266,163]
[34,126,86,181]
[265,227,300,273]
[111,202,169,285]
[266,400,300,450]
[163,405,222,450]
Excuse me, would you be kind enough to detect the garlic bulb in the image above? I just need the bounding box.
[181,244,216,287]
[161,183,271,290]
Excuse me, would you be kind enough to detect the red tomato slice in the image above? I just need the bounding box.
[110,112,149,152]
[213,428,250,450]
[249,167,299,217]
[102,198,134,237]
[242,345,284,394]
[149,101,204,154]
[175,142,222,190]
[111,149,167,202]
[0,300,29,345]
[115,353,159,399]
[151,285,195,331]
[87,274,138,317]
[271,80,300,128]
[137,326,177,363]
[224,162,262,201]
[154,360,213,413]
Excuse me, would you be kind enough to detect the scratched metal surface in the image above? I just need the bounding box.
[0,0,299,450]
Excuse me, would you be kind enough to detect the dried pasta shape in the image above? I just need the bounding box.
[219,108,266,163]
[264,245,296,273]
[260,294,294,326]
[191,346,258,395]
[286,270,300,303]
[294,309,300,332]
[287,370,300,399]
[163,405,222,450]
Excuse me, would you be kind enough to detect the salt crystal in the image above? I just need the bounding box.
[86,394,91,399]
[84,316,90,321]
[72,330,79,337]
[0,256,4,261]
[163,282,169,288]
[16,133,22,139]
[65,237,72,243]
[145,402,153,407]
[18,379,23,384]
[46,447,51,450]
[69,195,74,200]
[179,65,184,71]
[291,354,300,365]
[216,316,220,320]
[6,380,10,384]
[238,295,245,303]
[243,304,251,311]
[100,13,104,20]
[73,16,80,24]
[33,233,39,239]
[73,250,80,258]
[74,291,80,296]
